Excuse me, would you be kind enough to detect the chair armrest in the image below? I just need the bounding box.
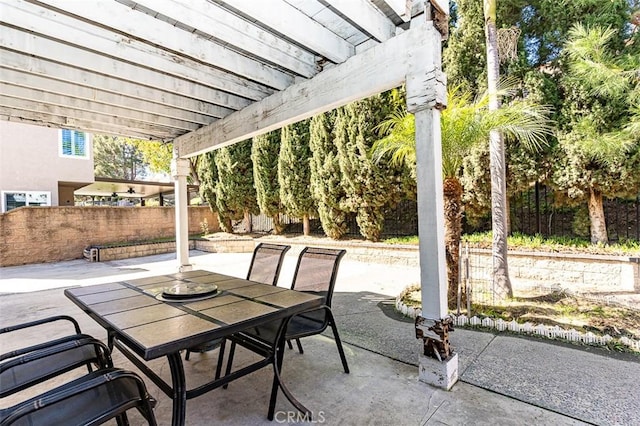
[0,315,81,335]
[0,333,95,362]
[0,336,112,398]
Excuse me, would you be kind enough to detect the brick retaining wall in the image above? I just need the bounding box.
[0,206,218,266]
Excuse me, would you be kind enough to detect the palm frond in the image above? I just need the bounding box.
[484,102,555,152]
[371,110,415,168]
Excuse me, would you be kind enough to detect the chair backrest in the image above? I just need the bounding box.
[0,336,113,398]
[290,247,346,307]
[0,368,157,426]
[246,243,291,286]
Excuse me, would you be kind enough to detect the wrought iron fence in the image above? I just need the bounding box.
[508,184,639,242]
[243,200,419,238]
[240,187,639,242]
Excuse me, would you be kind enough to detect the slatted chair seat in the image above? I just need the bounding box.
[0,368,157,426]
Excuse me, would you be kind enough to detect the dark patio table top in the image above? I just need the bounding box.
[64,269,324,426]
[65,270,322,360]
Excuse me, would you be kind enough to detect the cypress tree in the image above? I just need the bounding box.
[309,111,348,239]
[252,130,284,234]
[214,139,258,233]
[197,151,217,209]
[197,151,224,232]
[279,119,316,236]
[442,0,486,97]
[335,94,404,241]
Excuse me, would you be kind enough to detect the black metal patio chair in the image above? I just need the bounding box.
[0,315,85,362]
[184,243,291,361]
[1,315,114,398]
[0,336,113,399]
[223,246,349,419]
[0,368,157,425]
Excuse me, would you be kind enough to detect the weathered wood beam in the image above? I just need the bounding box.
[429,0,449,15]
[128,0,317,78]
[219,0,354,63]
[0,83,201,132]
[0,26,253,110]
[3,2,274,100]
[33,0,292,91]
[0,96,179,140]
[175,23,437,158]
[379,0,412,22]
[0,51,235,119]
[324,0,396,42]
[0,108,174,141]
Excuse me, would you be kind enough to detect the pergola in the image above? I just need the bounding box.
[1,0,455,386]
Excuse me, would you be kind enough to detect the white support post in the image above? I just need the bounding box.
[413,106,448,319]
[407,16,458,390]
[171,150,192,272]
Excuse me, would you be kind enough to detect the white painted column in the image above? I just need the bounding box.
[171,152,192,272]
[407,16,458,389]
[413,106,448,319]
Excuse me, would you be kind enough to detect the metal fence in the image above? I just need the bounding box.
[508,184,640,242]
[240,187,639,242]
[242,199,420,238]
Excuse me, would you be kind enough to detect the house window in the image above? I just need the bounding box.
[60,129,87,158]
[2,191,51,213]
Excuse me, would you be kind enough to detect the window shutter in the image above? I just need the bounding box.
[61,129,72,155]
[74,131,86,156]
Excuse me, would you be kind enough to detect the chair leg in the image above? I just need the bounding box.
[286,339,293,350]
[108,331,115,352]
[327,311,349,374]
[294,338,304,354]
[115,413,130,426]
[222,341,236,389]
[185,349,191,361]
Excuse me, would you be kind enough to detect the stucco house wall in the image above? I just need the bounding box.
[0,121,94,211]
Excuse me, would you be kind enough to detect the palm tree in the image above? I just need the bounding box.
[372,86,552,309]
[483,0,512,299]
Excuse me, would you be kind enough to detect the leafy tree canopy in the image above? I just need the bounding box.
[93,135,147,180]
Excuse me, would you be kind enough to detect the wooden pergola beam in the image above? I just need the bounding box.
[175,23,437,158]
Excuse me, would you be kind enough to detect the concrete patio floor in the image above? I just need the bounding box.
[1,250,637,425]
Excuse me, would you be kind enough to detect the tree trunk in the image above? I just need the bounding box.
[484,0,513,300]
[303,214,310,236]
[218,213,232,233]
[244,209,252,233]
[189,157,200,186]
[443,177,464,310]
[588,188,608,244]
[272,214,284,235]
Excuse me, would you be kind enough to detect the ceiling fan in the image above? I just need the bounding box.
[111,187,140,197]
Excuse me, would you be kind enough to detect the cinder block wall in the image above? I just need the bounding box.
[0,206,218,266]
[466,249,639,293]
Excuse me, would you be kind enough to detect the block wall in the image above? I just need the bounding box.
[0,206,218,266]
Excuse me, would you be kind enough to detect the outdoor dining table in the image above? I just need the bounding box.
[64,269,324,426]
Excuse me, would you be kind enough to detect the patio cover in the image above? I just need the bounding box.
[0,0,454,384]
